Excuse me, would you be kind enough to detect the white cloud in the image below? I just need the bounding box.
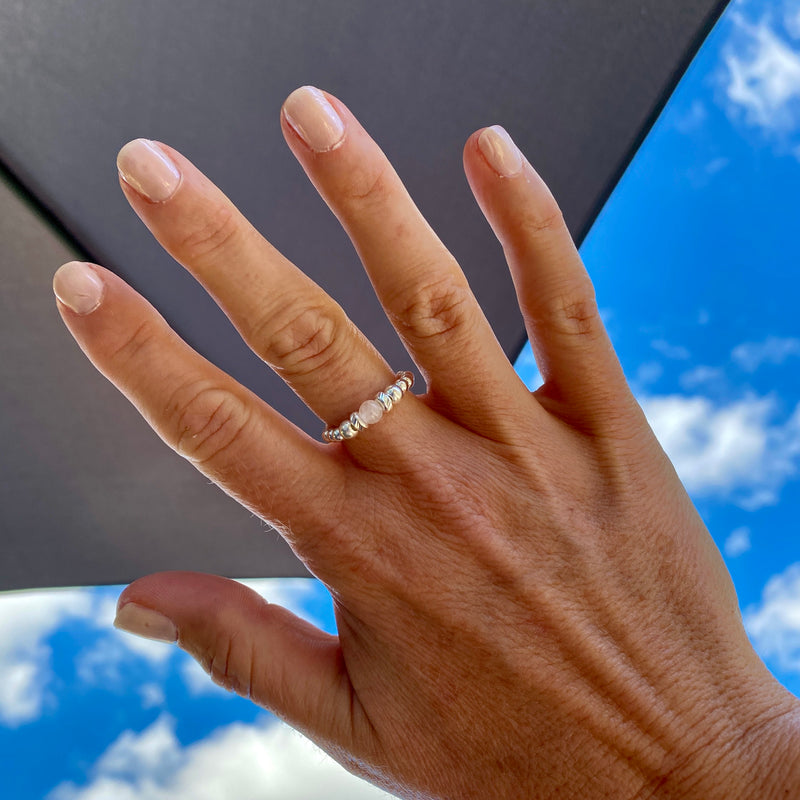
[48,715,393,800]
[0,588,93,726]
[639,393,800,509]
[724,526,752,558]
[722,13,800,135]
[139,683,166,709]
[679,365,726,391]
[0,661,41,725]
[651,339,691,360]
[744,562,800,674]
[731,336,800,372]
[95,715,183,784]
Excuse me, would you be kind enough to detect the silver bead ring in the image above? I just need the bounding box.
[322,371,415,443]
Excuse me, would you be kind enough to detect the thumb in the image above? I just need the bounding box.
[113,570,354,744]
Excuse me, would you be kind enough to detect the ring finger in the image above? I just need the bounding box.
[115,136,414,449]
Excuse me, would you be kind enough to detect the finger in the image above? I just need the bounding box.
[52,260,341,546]
[280,87,535,439]
[115,137,408,443]
[113,571,363,754]
[463,126,637,433]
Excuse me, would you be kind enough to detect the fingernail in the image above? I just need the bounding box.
[53,261,104,315]
[117,138,181,202]
[478,125,523,178]
[283,86,345,152]
[114,602,178,643]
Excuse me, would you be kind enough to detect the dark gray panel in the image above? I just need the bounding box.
[0,0,728,589]
[0,173,308,589]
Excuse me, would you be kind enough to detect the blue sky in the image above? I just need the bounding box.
[4,0,800,796]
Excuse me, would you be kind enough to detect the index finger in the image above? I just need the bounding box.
[52,260,344,550]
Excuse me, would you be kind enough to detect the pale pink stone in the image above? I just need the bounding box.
[358,399,384,426]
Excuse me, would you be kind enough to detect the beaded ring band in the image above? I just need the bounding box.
[322,371,415,443]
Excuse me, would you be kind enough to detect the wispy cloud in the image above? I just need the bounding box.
[671,99,709,134]
[634,361,664,387]
[139,683,166,709]
[48,715,393,800]
[679,365,727,392]
[744,562,800,674]
[731,336,800,371]
[639,393,800,509]
[651,339,691,361]
[724,526,752,558]
[786,3,800,39]
[720,9,800,141]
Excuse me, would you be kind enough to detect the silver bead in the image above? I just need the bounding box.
[350,412,365,431]
[376,391,393,411]
[388,384,403,402]
[340,421,357,439]
[331,428,344,442]
[398,371,414,390]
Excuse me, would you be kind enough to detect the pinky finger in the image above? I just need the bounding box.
[463,127,638,434]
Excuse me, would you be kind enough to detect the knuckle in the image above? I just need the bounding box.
[170,382,252,465]
[516,196,566,240]
[540,281,603,339]
[206,628,255,699]
[176,204,240,264]
[109,319,161,368]
[338,160,392,209]
[389,273,475,341]
[254,302,347,378]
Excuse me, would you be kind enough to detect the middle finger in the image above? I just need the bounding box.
[281,87,535,438]
[116,137,406,444]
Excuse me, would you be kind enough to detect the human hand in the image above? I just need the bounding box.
[52,86,800,799]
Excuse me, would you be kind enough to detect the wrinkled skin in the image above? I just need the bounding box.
[54,88,800,799]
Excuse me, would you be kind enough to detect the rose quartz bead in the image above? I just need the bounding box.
[358,399,384,426]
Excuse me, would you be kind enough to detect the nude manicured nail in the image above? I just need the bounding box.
[53,261,104,315]
[117,138,181,202]
[283,86,345,152]
[114,602,177,643]
[478,125,523,178]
